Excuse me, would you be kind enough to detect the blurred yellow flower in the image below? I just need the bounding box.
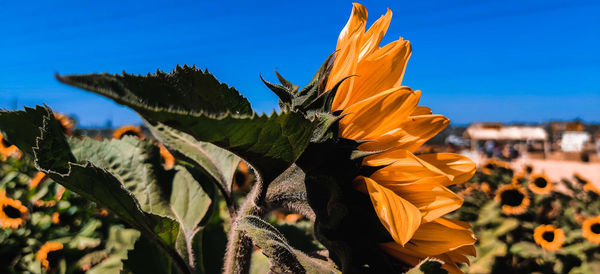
[0,132,20,161]
[533,224,564,251]
[36,241,63,270]
[576,173,600,195]
[112,125,144,139]
[0,190,28,229]
[29,171,48,189]
[480,182,492,197]
[495,184,530,215]
[159,143,175,169]
[582,216,600,244]
[511,172,528,186]
[51,212,60,224]
[54,112,74,136]
[528,174,553,195]
[329,3,476,272]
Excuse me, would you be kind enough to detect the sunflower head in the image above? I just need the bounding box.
[481,159,511,175]
[0,191,29,229]
[495,184,530,215]
[574,173,600,195]
[533,224,565,251]
[524,164,534,174]
[582,216,600,244]
[112,125,144,139]
[511,173,528,185]
[528,174,553,195]
[53,113,75,136]
[262,3,476,272]
[36,242,63,270]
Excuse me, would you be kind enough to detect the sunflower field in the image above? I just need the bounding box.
[450,160,600,273]
[0,2,598,274]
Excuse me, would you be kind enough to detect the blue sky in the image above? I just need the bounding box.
[1,0,599,127]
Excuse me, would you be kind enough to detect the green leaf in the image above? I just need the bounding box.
[143,119,240,197]
[152,111,314,182]
[58,67,315,182]
[124,235,176,274]
[87,226,141,274]
[509,242,546,258]
[56,65,252,116]
[492,218,519,237]
[469,236,506,274]
[0,106,56,155]
[238,215,339,274]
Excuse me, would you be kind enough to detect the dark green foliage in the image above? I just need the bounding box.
[0,106,220,274]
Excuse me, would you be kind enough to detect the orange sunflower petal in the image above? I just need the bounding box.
[417,153,476,185]
[359,114,449,152]
[358,8,392,60]
[360,176,421,245]
[347,39,411,106]
[329,3,367,111]
[340,87,420,139]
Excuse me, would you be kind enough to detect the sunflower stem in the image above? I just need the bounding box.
[223,171,268,274]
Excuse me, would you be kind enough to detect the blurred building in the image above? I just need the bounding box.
[464,122,549,159]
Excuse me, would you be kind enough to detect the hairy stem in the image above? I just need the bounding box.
[223,171,268,274]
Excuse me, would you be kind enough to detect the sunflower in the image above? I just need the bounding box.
[582,216,600,244]
[533,224,565,251]
[573,172,588,185]
[53,112,74,136]
[327,3,476,272]
[36,242,63,270]
[158,143,175,169]
[0,190,28,228]
[480,182,491,197]
[481,159,510,175]
[0,132,20,161]
[29,171,48,189]
[51,212,60,224]
[576,173,600,195]
[495,184,530,215]
[511,172,528,185]
[524,164,534,174]
[529,174,553,195]
[112,125,144,139]
[233,161,253,191]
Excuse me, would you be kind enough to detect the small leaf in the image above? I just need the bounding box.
[56,65,252,116]
[148,111,314,182]
[87,226,141,274]
[143,119,240,197]
[238,216,339,274]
